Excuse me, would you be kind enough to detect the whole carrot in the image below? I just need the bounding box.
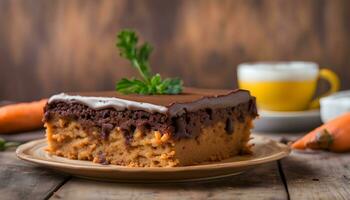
[292,112,350,152]
[0,99,47,134]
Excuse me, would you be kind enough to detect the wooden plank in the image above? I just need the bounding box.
[1,1,350,101]
[281,151,350,200]
[50,162,287,200]
[0,130,45,143]
[0,150,70,200]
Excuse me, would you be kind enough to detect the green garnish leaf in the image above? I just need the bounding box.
[0,137,20,151]
[116,29,183,95]
[0,137,5,151]
[116,78,148,95]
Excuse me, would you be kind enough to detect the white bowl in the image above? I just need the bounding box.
[320,90,350,123]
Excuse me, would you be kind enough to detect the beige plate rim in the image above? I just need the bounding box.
[16,135,290,173]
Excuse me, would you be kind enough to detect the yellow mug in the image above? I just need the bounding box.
[237,62,340,111]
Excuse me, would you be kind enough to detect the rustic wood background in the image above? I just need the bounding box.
[0,0,349,101]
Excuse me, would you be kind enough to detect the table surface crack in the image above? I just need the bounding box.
[44,176,72,200]
[277,160,290,200]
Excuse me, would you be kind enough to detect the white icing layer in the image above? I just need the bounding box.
[238,61,319,81]
[48,93,168,113]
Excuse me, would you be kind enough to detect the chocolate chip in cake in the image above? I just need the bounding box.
[101,123,114,140]
[225,118,234,134]
[205,108,213,120]
[121,124,136,145]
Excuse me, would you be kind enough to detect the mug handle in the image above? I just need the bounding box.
[309,68,340,109]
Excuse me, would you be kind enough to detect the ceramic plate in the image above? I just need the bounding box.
[16,135,290,183]
[254,109,322,133]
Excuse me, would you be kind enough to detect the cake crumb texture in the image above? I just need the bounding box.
[45,116,254,167]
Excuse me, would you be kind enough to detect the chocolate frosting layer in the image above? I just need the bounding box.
[45,88,258,141]
[48,88,252,117]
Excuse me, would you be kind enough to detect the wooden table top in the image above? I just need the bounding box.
[1,131,350,200]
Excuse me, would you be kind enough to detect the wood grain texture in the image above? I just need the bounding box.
[3,131,350,199]
[0,151,69,200]
[260,132,350,199]
[0,0,349,101]
[281,151,350,200]
[50,162,287,200]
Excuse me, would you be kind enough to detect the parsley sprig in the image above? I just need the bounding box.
[116,29,183,95]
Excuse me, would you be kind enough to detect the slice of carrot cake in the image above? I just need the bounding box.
[43,88,258,167]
